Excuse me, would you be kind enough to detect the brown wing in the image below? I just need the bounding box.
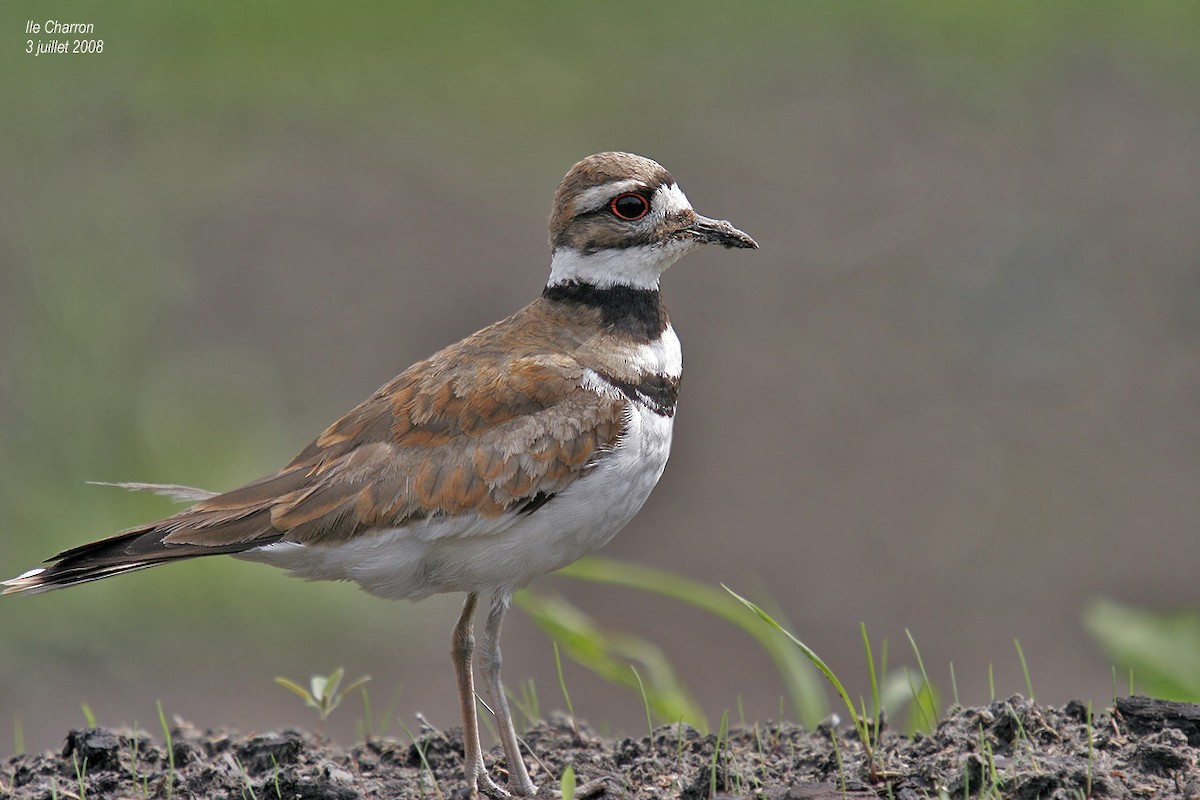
[3,338,626,594]
[175,352,626,546]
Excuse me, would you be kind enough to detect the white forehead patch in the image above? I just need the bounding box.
[654,183,693,216]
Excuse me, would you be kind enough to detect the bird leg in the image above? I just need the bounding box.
[481,591,538,796]
[452,592,507,798]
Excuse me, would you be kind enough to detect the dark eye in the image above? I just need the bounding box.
[610,192,650,221]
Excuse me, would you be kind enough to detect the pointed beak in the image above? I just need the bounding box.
[679,214,759,250]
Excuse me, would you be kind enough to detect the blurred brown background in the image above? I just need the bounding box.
[2,1,1198,754]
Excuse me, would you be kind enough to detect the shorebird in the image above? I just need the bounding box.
[4,151,757,797]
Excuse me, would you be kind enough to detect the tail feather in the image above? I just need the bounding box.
[3,562,162,595]
[3,507,286,596]
[3,528,285,595]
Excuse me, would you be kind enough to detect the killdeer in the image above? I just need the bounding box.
[3,151,756,797]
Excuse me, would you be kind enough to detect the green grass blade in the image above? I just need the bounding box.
[905,629,939,725]
[1014,639,1034,701]
[514,591,706,730]
[551,556,827,726]
[560,764,576,800]
[861,623,881,735]
[553,641,578,731]
[724,585,872,759]
[630,666,653,740]
[157,700,175,800]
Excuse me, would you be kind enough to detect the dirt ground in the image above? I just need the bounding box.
[3,695,1197,799]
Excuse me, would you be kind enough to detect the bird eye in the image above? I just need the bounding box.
[610,192,650,221]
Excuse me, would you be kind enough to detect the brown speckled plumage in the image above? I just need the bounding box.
[4,151,757,800]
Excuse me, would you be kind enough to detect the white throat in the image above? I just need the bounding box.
[547,242,692,291]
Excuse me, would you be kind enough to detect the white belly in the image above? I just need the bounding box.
[241,400,673,600]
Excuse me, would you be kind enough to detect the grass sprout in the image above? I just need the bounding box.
[630,665,653,740]
[358,683,404,743]
[559,764,576,800]
[125,725,150,799]
[399,720,445,800]
[709,710,729,799]
[724,586,877,770]
[275,667,371,727]
[72,751,88,800]
[906,629,939,726]
[507,678,541,728]
[861,622,882,750]
[233,754,257,800]
[553,641,580,740]
[830,726,846,794]
[1014,639,1034,700]
[157,700,175,800]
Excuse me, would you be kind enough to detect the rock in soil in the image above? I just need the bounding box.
[3,696,1198,799]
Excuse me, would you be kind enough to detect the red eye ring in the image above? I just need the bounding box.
[610,192,650,221]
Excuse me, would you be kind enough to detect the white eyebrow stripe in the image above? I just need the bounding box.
[573,179,647,214]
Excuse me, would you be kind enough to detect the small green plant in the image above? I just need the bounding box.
[724,586,877,771]
[630,666,654,739]
[1014,639,1034,700]
[234,754,258,800]
[81,703,97,728]
[275,668,371,725]
[709,710,729,799]
[977,723,1003,796]
[830,726,846,794]
[399,720,444,800]
[553,641,580,739]
[907,629,939,727]
[1007,702,1040,771]
[559,764,576,800]
[72,751,88,800]
[157,700,176,800]
[507,678,541,728]
[357,683,404,743]
[861,622,882,754]
[125,725,151,799]
[904,668,936,733]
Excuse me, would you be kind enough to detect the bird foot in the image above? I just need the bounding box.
[471,774,538,799]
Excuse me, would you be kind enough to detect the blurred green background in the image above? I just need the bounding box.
[2,1,1198,754]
